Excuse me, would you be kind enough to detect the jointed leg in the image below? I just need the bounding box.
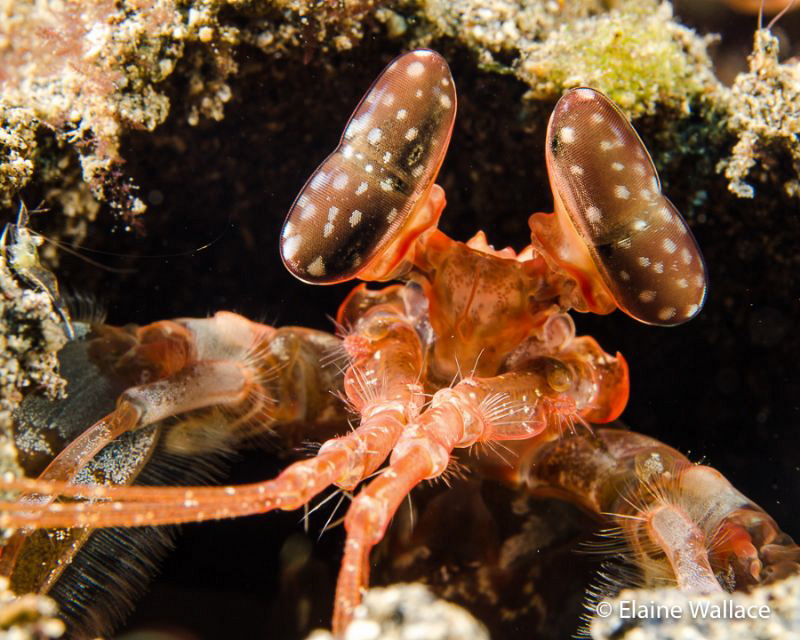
[514,428,800,593]
[0,298,426,529]
[332,342,629,631]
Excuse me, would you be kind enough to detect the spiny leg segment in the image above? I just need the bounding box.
[510,428,800,596]
[332,337,630,630]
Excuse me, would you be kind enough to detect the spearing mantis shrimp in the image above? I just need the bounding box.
[0,50,798,638]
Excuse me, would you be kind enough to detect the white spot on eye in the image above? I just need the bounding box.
[415,89,423,98]
[585,206,602,224]
[640,188,652,200]
[619,270,631,281]
[412,165,424,178]
[355,152,365,161]
[342,145,354,159]
[638,256,651,267]
[396,108,408,121]
[663,238,677,254]
[282,236,301,260]
[344,116,367,140]
[407,61,425,77]
[639,290,656,302]
[659,207,673,223]
[356,182,368,195]
[349,209,363,226]
[323,223,334,238]
[612,162,624,171]
[368,128,382,145]
[333,173,349,190]
[653,262,664,273]
[440,94,452,109]
[615,185,631,199]
[382,93,395,106]
[632,219,648,231]
[676,278,688,288]
[283,221,295,236]
[570,165,584,176]
[388,207,399,222]
[686,304,699,316]
[693,274,704,287]
[328,206,339,221]
[634,163,647,176]
[651,176,659,191]
[380,179,393,192]
[299,203,317,220]
[382,151,392,163]
[575,88,596,101]
[682,248,693,264]
[658,307,676,321]
[441,77,450,86]
[618,237,633,249]
[405,127,418,141]
[307,256,326,277]
[310,171,328,189]
[560,127,575,144]
[364,164,374,173]
[600,140,614,151]
[591,113,604,124]
[298,195,309,208]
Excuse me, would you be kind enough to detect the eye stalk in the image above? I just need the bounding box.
[281,50,456,285]
[534,87,707,326]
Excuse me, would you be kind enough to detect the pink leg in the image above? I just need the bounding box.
[0,300,426,528]
[332,342,628,631]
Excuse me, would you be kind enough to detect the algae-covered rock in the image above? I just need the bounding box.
[0,225,67,483]
[0,0,379,220]
[515,1,720,115]
[721,29,800,198]
[1,0,797,222]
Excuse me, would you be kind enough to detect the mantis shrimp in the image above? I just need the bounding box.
[0,50,797,638]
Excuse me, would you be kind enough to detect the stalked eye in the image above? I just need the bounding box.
[281,50,456,284]
[545,87,707,326]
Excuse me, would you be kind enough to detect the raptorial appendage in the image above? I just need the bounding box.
[506,428,800,597]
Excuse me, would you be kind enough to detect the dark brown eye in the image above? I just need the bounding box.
[546,88,707,326]
[281,50,456,284]
[546,359,573,393]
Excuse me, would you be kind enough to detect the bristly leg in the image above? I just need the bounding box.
[332,339,629,630]
[512,428,800,600]
[0,288,426,530]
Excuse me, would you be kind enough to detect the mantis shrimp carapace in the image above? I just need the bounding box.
[0,50,798,638]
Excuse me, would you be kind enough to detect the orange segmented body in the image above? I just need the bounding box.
[543,88,707,326]
[280,50,456,284]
